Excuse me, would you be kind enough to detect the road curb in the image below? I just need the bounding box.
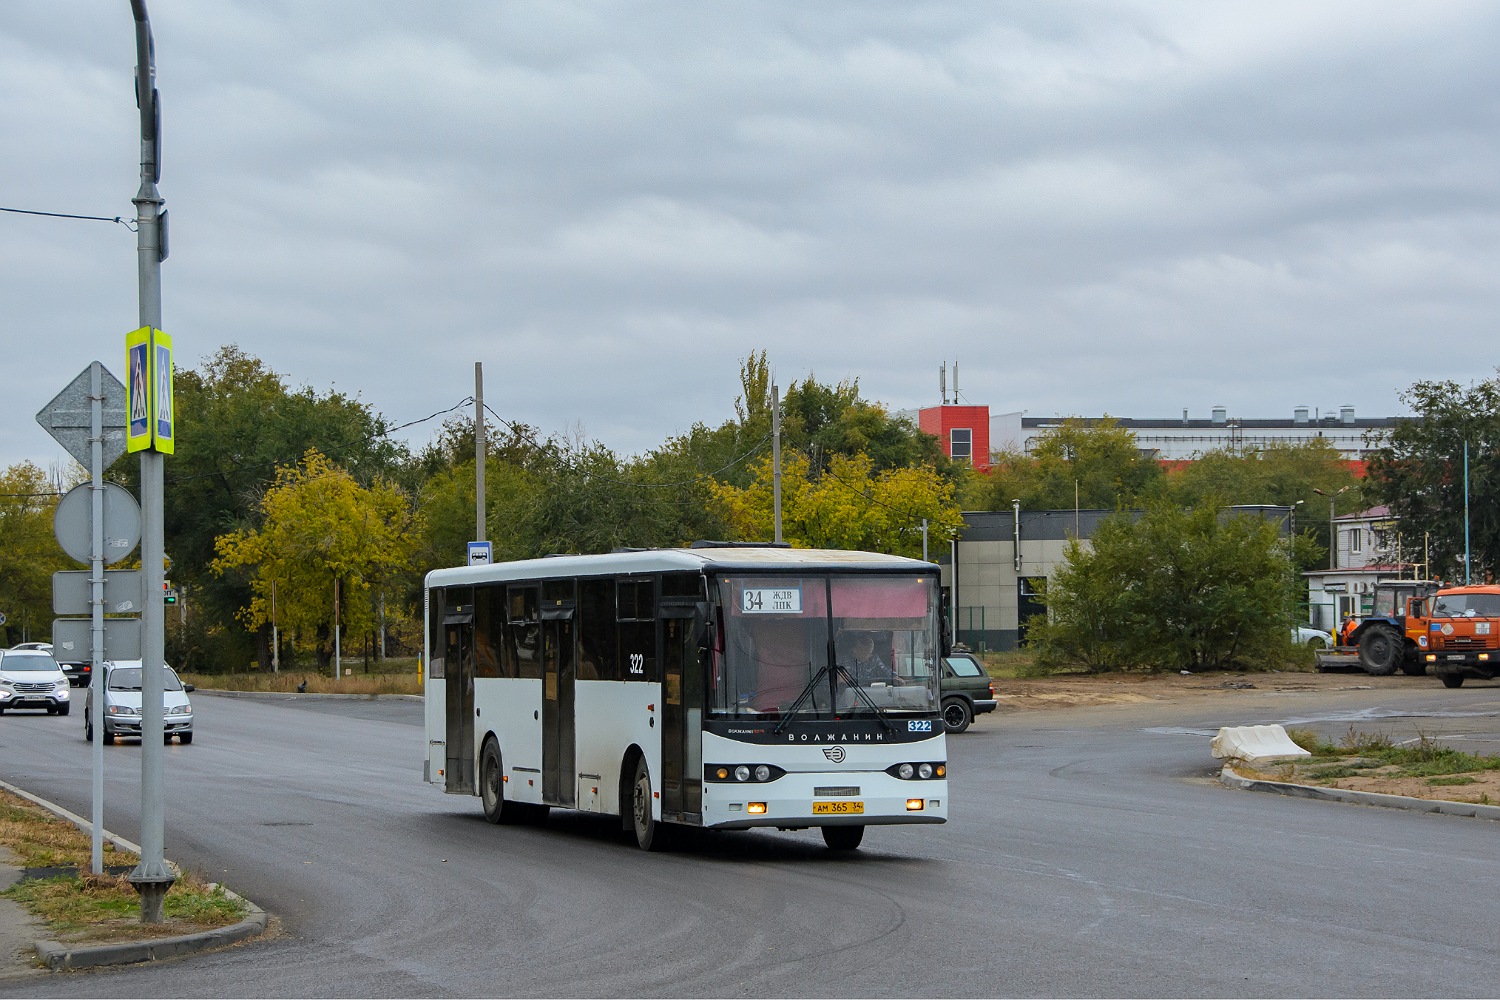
[1218,765,1500,821]
[196,689,422,703]
[0,779,269,971]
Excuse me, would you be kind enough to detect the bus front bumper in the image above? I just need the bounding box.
[702,771,948,829]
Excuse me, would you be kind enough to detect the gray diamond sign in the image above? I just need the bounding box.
[36,363,128,470]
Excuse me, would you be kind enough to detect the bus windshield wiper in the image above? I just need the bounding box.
[830,663,895,732]
[773,662,894,734]
[773,662,825,734]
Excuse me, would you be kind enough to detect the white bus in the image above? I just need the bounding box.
[423,544,949,851]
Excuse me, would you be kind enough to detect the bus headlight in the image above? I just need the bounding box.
[887,762,946,780]
[706,764,785,783]
[898,763,914,779]
[917,763,933,779]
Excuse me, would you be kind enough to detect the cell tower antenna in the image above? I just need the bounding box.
[939,363,947,405]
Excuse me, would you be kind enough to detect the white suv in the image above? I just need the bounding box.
[0,649,72,715]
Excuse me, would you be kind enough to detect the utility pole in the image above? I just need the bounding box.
[772,383,782,545]
[127,0,175,923]
[1464,439,1471,585]
[475,362,486,544]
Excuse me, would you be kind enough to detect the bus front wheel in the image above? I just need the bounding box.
[631,756,663,851]
[822,825,864,851]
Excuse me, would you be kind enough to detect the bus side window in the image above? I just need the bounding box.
[427,588,445,679]
[618,578,657,682]
[579,577,618,680]
[507,584,542,680]
[661,572,703,599]
[475,584,508,678]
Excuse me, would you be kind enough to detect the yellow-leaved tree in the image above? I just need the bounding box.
[711,451,961,559]
[212,449,423,669]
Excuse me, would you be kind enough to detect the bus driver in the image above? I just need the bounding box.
[842,632,902,687]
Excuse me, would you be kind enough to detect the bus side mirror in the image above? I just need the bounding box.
[693,602,713,651]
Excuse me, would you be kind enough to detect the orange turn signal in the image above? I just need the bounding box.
[747,802,767,814]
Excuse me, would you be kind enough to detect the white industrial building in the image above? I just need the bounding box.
[989,406,1398,462]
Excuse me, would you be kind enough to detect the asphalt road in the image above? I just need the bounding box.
[1,681,1498,998]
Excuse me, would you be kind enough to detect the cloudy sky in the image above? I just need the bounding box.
[3,1,1498,473]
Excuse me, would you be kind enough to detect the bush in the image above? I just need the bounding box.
[1027,500,1300,672]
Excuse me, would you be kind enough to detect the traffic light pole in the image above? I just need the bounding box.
[127,0,175,922]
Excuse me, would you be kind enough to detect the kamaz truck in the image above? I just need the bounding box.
[1419,585,1500,688]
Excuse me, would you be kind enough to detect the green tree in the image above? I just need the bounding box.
[1165,439,1365,569]
[518,440,717,556]
[711,450,962,559]
[1029,500,1299,672]
[211,449,422,671]
[0,463,70,645]
[653,353,960,495]
[1366,374,1500,581]
[131,346,405,667]
[966,417,1163,511]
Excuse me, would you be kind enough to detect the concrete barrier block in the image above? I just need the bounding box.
[1210,724,1311,762]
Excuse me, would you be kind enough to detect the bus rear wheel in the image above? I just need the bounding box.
[631,756,663,851]
[822,825,864,851]
[480,739,508,824]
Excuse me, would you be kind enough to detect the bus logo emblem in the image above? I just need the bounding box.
[822,747,846,763]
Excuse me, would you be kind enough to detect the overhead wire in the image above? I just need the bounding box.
[481,402,770,490]
[1,205,138,231]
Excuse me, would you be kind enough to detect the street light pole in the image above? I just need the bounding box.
[1313,486,1351,570]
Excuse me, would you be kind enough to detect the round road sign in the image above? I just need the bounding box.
[53,482,142,565]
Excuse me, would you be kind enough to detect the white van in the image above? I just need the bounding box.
[84,660,194,744]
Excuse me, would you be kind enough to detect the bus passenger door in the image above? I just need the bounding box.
[541,609,576,807]
[660,608,702,821]
[443,593,475,794]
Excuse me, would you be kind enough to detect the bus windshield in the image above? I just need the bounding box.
[710,573,940,720]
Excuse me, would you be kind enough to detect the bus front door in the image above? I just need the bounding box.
[443,594,475,794]
[541,610,576,807]
[660,610,702,821]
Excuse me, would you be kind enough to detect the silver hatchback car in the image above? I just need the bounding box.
[84,660,194,744]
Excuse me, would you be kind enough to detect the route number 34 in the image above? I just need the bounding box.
[628,653,645,675]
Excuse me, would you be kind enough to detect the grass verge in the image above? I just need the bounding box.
[181,658,422,696]
[1249,727,1500,805]
[0,789,246,944]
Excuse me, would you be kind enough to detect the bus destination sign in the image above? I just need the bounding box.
[741,586,801,614]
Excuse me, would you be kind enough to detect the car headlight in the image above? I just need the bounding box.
[107,706,140,717]
[57,689,69,700]
[168,705,191,716]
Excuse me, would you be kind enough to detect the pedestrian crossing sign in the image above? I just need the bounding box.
[125,327,174,455]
